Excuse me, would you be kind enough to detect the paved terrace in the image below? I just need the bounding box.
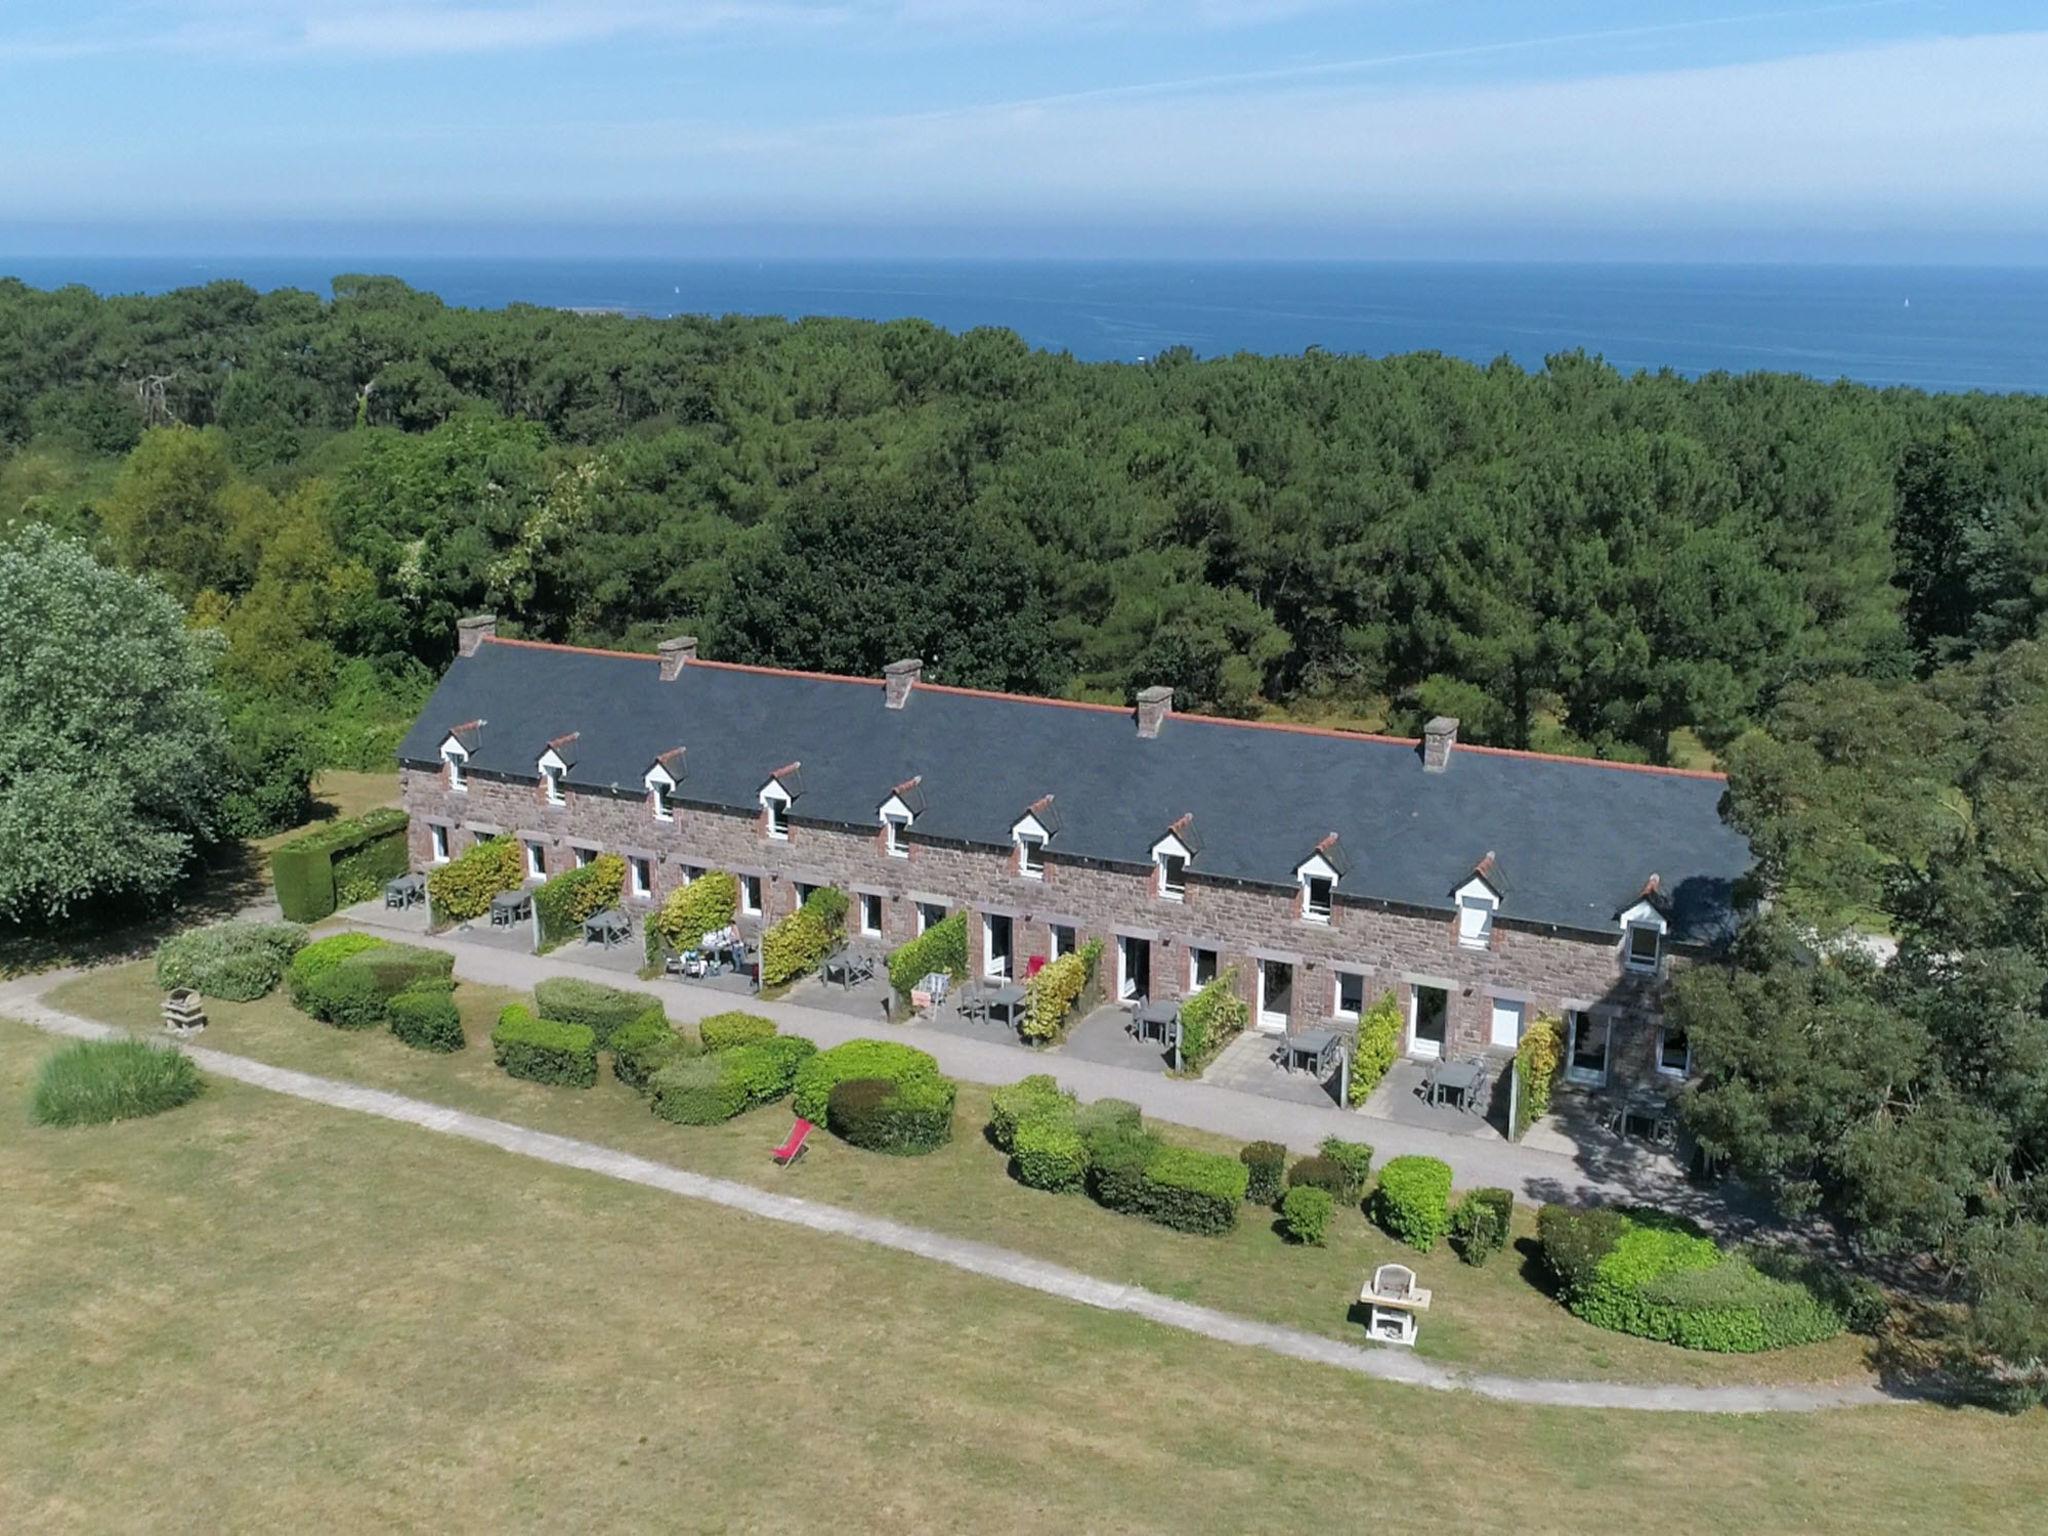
[340,906,1712,1214]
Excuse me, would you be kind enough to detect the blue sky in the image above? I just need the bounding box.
[2,0,2044,259]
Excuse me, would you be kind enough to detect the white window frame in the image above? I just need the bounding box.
[524,840,546,881]
[571,845,595,870]
[917,901,946,935]
[1051,923,1077,959]
[1188,945,1218,991]
[884,815,910,858]
[1620,900,1667,974]
[1334,969,1367,1021]
[858,892,883,938]
[430,823,451,863]
[1454,875,1498,950]
[1150,830,1192,903]
[441,742,468,793]
[760,782,791,840]
[537,745,569,808]
[795,881,818,908]
[740,874,764,916]
[1656,1022,1691,1078]
[629,856,653,900]
[1565,1008,1612,1087]
[1011,809,1053,880]
[1303,875,1334,923]
[645,764,676,822]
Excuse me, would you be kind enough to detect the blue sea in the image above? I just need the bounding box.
[7,257,2047,394]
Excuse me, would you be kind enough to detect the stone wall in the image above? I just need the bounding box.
[401,764,1691,1094]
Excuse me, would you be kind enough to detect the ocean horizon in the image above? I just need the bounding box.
[7,256,2047,394]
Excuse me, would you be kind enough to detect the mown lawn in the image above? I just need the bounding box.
[3,1015,2043,1534]
[56,964,1873,1389]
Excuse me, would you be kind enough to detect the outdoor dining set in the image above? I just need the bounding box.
[664,924,753,981]
[1421,1054,1493,1115]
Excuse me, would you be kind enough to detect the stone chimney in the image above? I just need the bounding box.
[1423,716,1459,773]
[457,613,497,657]
[1136,685,1174,739]
[658,635,699,682]
[884,658,923,710]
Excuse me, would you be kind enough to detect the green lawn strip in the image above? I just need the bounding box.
[49,964,1873,1389]
[4,1015,2042,1534]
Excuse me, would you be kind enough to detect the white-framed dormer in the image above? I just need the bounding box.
[879,776,926,860]
[1454,852,1503,951]
[1151,813,1198,903]
[1619,877,1669,975]
[644,747,685,823]
[1011,794,1058,880]
[537,751,568,805]
[759,762,802,842]
[438,719,482,794]
[1295,833,1347,925]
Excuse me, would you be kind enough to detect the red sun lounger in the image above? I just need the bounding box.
[772,1118,813,1167]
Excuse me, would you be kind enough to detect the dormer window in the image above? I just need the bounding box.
[543,763,565,806]
[1011,795,1059,883]
[1151,814,1198,904]
[645,749,683,823]
[444,746,468,793]
[1303,874,1334,923]
[763,786,791,840]
[538,735,576,808]
[1454,856,1503,951]
[1619,890,1669,975]
[878,777,923,860]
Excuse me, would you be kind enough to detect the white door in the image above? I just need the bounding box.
[1256,959,1293,1033]
[1409,986,1447,1060]
[1490,997,1524,1050]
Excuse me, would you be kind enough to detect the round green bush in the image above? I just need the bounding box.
[1286,1154,1351,1201]
[31,1038,204,1127]
[532,976,660,1047]
[1371,1156,1454,1252]
[988,1073,1074,1151]
[286,931,386,1008]
[1240,1140,1287,1205]
[1013,1113,1088,1191]
[610,1010,690,1093]
[826,1074,957,1155]
[1449,1188,1514,1266]
[651,1055,746,1125]
[1280,1184,1334,1246]
[388,986,465,1052]
[1315,1137,1374,1201]
[698,1011,778,1053]
[303,963,391,1030]
[155,920,307,1001]
[1541,1207,1852,1353]
[793,1038,943,1122]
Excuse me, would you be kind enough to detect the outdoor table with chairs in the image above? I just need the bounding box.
[1425,1055,1489,1113]
[384,872,426,909]
[489,889,531,927]
[1607,1094,1679,1146]
[1277,1026,1344,1076]
[667,925,749,977]
[822,949,877,990]
[983,982,1030,1031]
[582,907,630,949]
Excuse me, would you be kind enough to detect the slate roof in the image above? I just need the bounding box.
[397,640,1750,946]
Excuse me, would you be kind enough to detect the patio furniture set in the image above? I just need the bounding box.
[1271,1025,1346,1077]
[1422,1054,1493,1115]
[664,924,754,984]
[384,873,426,910]
[957,977,1031,1031]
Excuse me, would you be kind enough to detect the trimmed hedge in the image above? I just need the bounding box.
[610,1010,691,1092]
[271,806,410,922]
[761,885,847,987]
[1287,1155,1352,1201]
[1019,943,1098,1043]
[826,1074,957,1155]
[31,1038,204,1127]
[793,1038,945,1122]
[1317,1137,1375,1202]
[1450,1187,1515,1266]
[1513,1014,1566,1140]
[1240,1140,1288,1205]
[1176,967,1249,1074]
[988,1074,1075,1152]
[699,1010,778,1053]
[1085,1122,1161,1213]
[286,931,385,1007]
[647,872,740,959]
[886,911,969,998]
[1538,1206,1853,1353]
[388,985,465,1052]
[491,1006,598,1087]
[650,1035,816,1125]
[427,836,523,925]
[533,854,625,949]
[155,920,307,1001]
[1372,1156,1454,1252]
[1346,992,1402,1106]
[1074,1097,1142,1141]
[1136,1145,1249,1235]
[1281,1185,1335,1246]
[1013,1113,1088,1191]
[532,976,661,1047]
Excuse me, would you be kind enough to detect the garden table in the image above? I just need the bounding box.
[984,983,1029,1031]
[489,890,531,927]
[1429,1057,1486,1111]
[1133,999,1179,1045]
[583,907,630,949]
[1283,1027,1341,1076]
[385,873,425,909]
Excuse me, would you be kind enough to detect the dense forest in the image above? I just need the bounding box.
[4,273,2048,1395]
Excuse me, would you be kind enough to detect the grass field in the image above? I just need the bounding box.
[4,1014,2044,1534]
[54,964,1875,1389]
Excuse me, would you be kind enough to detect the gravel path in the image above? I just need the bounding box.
[4,976,1899,1416]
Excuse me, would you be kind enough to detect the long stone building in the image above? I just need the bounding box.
[397,617,1750,1096]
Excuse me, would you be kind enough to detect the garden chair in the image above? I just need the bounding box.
[1025,954,1047,980]
[771,1118,813,1168]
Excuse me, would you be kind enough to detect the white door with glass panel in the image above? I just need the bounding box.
[1409,986,1448,1059]
[1489,997,1524,1050]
